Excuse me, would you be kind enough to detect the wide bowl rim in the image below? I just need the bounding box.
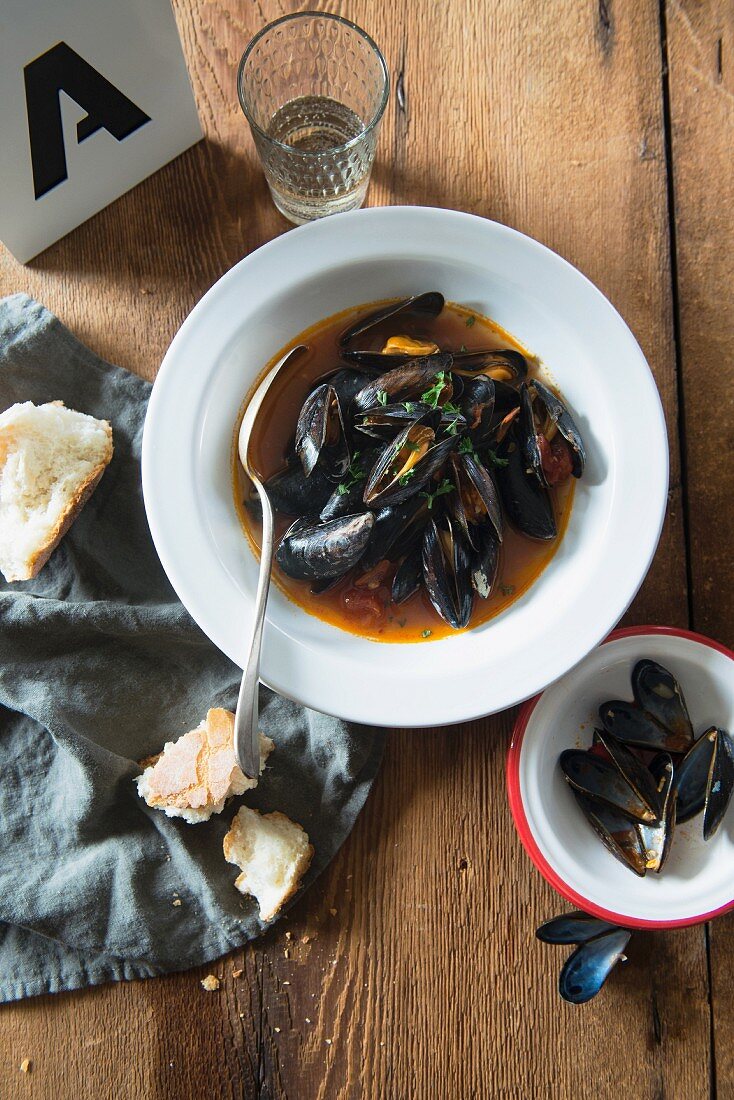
[142,205,669,727]
[507,624,734,929]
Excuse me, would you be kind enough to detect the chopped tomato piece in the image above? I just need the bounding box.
[537,433,573,485]
[341,587,388,627]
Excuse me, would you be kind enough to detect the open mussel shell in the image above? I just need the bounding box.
[495,423,556,540]
[391,547,423,604]
[527,379,586,480]
[446,450,502,550]
[599,700,690,755]
[319,448,381,522]
[560,749,658,823]
[352,352,453,414]
[572,792,648,876]
[363,416,458,508]
[452,347,528,382]
[638,753,676,873]
[536,912,620,945]
[675,726,734,838]
[356,401,466,441]
[294,383,349,481]
[460,374,495,440]
[339,292,445,347]
[593,728,663,821]
[559,927,631,1004]
[323,368,372,414]
[470,524,500,598]
[631,659,694,750]
[422,515,473,629]
[264,461,334,516]
[276,511,374,581]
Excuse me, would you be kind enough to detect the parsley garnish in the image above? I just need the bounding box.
[458,437,477,457]
[443,401,460,414]
[398,468,416,486]
[484,448,509,468]
[402,400,417,413]
[465,315,476,327]
[445,416,462,436]
[421,629,432,638]
[404,441,421,453]
[376,390,389,406]
[420,371,448,409]
[459,344,468,353]
[336,451,366,495]
[420,479,454,509]
[499,582,516,596]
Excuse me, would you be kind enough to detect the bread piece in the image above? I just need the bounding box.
[223,806,313,922]
[0,400,113,582]
[136,708,274,823]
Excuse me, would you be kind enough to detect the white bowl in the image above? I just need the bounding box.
[508,627,734,928]
[142,207,668,727]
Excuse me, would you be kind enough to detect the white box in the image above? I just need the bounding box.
[0,0,203,262]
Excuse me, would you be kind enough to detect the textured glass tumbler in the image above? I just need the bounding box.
[238,12,389,224]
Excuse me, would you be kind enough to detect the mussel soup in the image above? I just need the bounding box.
[234,294,586,642]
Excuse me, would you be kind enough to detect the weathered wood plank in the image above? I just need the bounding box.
[0,1,712,1098]
[665,1,734,1096]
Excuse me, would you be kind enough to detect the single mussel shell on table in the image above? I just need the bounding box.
[558,927,631,1004]
[451,348,528,383]
[294,383,350,480]
[339,292,445,347]
[275,511,375,581]
[352,352,454,414]
[263,460,334,516]
[631,659,695,750]
[391,547,423,604]
[638,753,676,873]
[422,515,474,629]
[518,381,586,489]
[599,700,691,755]
[318,447,382,522]
[362,414,459,509]
[559,749,658,823]
[536,911,620,945]
[495,422,557,540]
[675,726,734,839]
[571,791,648,877]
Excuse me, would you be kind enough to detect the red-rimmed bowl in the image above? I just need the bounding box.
[507,626,734,929]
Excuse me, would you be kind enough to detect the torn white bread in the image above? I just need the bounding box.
[223,806,314,922]
[136,708,274,823]
[0,400,113,582]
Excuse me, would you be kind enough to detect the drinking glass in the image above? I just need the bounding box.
[238,12,389,224]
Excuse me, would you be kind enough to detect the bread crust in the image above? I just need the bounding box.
[7,423,113,582]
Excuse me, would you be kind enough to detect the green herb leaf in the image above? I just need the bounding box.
[404,441,422,453]
[484,448,509,468]
[402,400,417,413]
[465,315,476,328]
[458,436,476,456]
[443,401,460,414]
[499,582,516,596]
[420,370,448,410]
[336,483,349,496]
[398,469,416,486]
[376,389,389,406]
[337,451,367,495]
[459,344,468,353]
[445,416,462,436]
[421,629,432,638]
[420,478,455,509]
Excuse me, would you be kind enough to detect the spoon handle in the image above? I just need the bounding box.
[234,476,274,778]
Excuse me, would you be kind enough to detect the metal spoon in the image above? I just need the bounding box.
[234,344,308,776]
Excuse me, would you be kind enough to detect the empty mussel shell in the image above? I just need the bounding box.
[638,753,676,873]
[536,912,620,945]
[294,383,349,480]
[599,700,691,755]
[560,749,658,823]
[339,292,445,347]
[572,791,648,876]
[495,423,557,540]
[676,726,734,838]
[422,515,473,629]
[276,512,374,581]
[705,728,734,840]
[593,728,663,821]
[631,659,694,750]
[559,927,631,1004]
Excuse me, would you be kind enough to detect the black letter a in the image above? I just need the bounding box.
[24,42,151,199]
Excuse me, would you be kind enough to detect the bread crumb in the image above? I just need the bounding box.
[285,931,293,940]
[20,1059,31,1073]
[232,968,243,978]
[325,1039,332,1046]
[172,899,182,907]
[239,1012,245,1018]
[282,980,290,986]
[329,908,337,916]
[305,1017,311,1023]
[284,949,290,958]
[274,1027,281,1033]
[301,934,311,944]
[200,974,220,991]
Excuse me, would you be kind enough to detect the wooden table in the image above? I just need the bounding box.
[2,2,732,1096]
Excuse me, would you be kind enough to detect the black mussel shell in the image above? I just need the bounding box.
[356,401,434,440]
[571,792,648,876]
[470,524,500,598]
[264,461,333,516]
[339,293,445,347]
[495,423,556,540]
[631,659,694,750]
[559,749,658,823]
[704,728,734,840]
[675,727,716,824]
[391,549,423,604]
[452,347,528,382]
[294,383,349,480]
[559,927,631,1004]
[599,700,690,755]
[536,912,620,945]
[276,512,374,580]
[422,516,473,629]
[359,496,427,571]
[459,374,495,445]
[323,368,372,413]
[638,753,676,873]
[530,380,586,478]
[459,451,503,541]
[352,353,453,414]
[593,728,663,821]
[319,448,381,522]
[363,417,458,508]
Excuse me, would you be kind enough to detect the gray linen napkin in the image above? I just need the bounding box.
[0,293,384,1002]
